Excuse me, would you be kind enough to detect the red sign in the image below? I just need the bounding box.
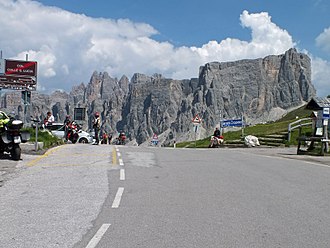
[152,134,158,140]
[192,114,202,124]
[5,59,37,77]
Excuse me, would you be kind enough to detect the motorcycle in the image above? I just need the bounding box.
[115,132,126,145]
[65,121,79,144]
[208,135,224,148]
[0,118,30,160]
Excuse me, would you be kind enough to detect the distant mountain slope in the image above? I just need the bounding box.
[0,48,316,145]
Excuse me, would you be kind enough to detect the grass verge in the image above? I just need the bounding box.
[23,127,64,149]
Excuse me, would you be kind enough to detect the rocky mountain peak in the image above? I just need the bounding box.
[0,48,316,145]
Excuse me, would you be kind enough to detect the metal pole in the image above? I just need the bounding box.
[194,125,197,148]
[35,122,38,151]
[219,110,222,136]
[241,115,245,138]
[323,120,329,153]
[24,54,28,126]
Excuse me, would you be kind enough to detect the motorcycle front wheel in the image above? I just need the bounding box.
[11,144,21,161]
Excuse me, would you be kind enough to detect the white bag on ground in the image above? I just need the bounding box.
[244,135,260,147]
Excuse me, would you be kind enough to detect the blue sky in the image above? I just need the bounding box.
[0,0,329,96]
[35,0,329,53]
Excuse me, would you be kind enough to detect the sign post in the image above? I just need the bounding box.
[5,60,37,77]
[0,59,37,90]
[221,117,245,138]
[221,118,243,127]
[192,114,202,148]
[74,108,86,121]
[151,133,159,146]
[0,57,37,127]
[323,108,329,153]
[323,107,330,119]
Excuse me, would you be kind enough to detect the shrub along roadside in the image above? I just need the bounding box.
[23,127,64,149]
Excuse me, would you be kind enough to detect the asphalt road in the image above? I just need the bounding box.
[0,144,330,248]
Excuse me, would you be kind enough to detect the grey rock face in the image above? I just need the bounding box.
[196,48,315,126]
[0,48,316,145]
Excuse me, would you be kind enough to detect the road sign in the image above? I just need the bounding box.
[323,108,330,119]
[0,59,37,90]
[221,118,243,127]
[0,75,37,90]
[151,133,159,145]
[192,114,202,124]
[152,133,158,140]
[74,108,86,121]
[4,59,37,77]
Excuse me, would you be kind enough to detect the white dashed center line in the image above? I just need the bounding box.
[120,169,125,181]
[119,158,124,166]
[112,187,124,208]
[85,223,111,248]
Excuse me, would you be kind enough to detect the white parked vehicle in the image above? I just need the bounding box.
[45,123,93,144]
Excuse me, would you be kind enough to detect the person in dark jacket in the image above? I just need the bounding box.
[92,112,101,145]
[213,127,221,138]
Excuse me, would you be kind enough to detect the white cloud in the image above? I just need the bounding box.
[189,11,295,71]
[316,27,330,54]
[311,56,330,97]
[0,1,326,96]
[15,46,57,77]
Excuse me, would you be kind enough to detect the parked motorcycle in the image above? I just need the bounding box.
[65,121,79,144]
[208,135,224,148]
[0,113,30,160]
[115,132,126,145]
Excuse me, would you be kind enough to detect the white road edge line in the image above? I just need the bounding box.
[117,152,121,157]
[120,169,125,181]
[119,158,124,166]
[85,223,111,248]
[112,187,124,208]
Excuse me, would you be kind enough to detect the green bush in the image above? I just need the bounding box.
[23,127,64,149]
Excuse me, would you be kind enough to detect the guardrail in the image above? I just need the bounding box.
[288,117,312,142]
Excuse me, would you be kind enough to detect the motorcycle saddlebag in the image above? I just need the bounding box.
[21,131,31,143]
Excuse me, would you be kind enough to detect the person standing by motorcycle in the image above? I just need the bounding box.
[108,133,113,144]
[63,115,71,141]
[92,112,101,145]
[45,111,55,126]
[101,131,108,144]
[117,131,126,145]
[64,115,71,125]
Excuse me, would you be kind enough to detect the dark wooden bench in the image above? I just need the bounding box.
[297,136,329,155]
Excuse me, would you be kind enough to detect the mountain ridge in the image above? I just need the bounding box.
[0,48,316,145]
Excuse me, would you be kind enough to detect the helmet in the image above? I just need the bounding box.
[95,112,100,117]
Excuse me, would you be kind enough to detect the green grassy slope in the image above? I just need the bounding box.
[176,105,314,148]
